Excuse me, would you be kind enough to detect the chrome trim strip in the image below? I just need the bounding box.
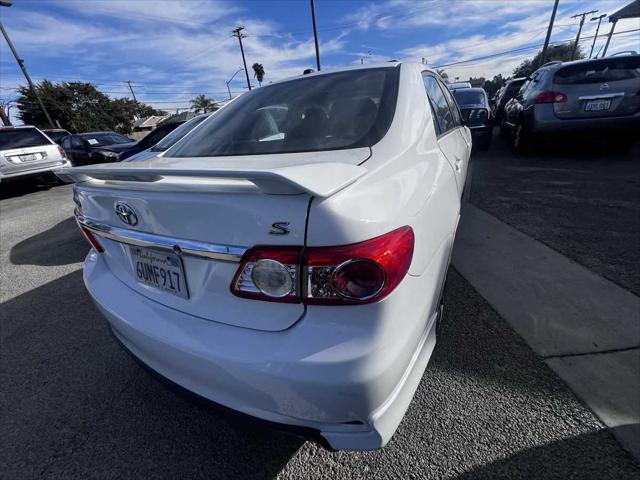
[76,212,247,262]
[578,93,625,100]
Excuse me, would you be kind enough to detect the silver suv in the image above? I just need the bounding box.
[0,126,70,183]
[501,55,640,153]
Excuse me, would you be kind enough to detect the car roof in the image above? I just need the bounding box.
[77,131,122,136]
[538,53,640,72]
[454,87,485,93]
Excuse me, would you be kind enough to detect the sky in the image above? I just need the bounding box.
[1,0,639,119]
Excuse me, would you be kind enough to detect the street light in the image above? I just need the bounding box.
[226,68,245,100]
[0,0,55,127]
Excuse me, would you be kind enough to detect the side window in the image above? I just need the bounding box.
[422,74,456,135]
[71,136,83,148]
[61,137,70,149]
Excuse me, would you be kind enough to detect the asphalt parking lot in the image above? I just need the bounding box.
[2,135,640,479]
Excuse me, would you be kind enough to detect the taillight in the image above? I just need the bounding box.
[230,226,414,305]
[534,91,567,104]
[57,146,67,158]
[79,226,104,253]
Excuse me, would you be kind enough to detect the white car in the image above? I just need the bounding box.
[0,125,70,183]
[58,62,471,450]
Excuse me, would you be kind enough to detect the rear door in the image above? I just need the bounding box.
[552,56,640,119]
[422,73,470,194]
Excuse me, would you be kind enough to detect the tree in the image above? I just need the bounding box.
[16,80,162,133]
[483,74,507,99]
[512,43,584,78]
[252,63,265,86]
[436,68,449,81]
[190,94,219,113]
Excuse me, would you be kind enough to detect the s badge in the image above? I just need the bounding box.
[269,222,290,235]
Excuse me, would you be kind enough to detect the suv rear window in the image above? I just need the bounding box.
[0,128,52,150]
[554,56,640,85]
[453,90,485,106]
[166,67,400,157]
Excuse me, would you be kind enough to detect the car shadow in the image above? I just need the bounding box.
[10,217,88,266]
[0,176,61,200]
[2,270,304,479]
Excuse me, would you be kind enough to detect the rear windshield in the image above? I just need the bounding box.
[79,133,131,146]
[151,115,209,152]
[554,57,640,85]
[166,67,400,157]
[453,90,485,106]
[0,128,52,150]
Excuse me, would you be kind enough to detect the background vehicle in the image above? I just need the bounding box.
[123,114,210,162]
[453,87,493,151]
[502,55,640,153]
[61,131,136,165]
[0,126,70,183]
[492,77,526,123]
[59,63,470,451]
[118,121,186,161]
[449,81,472,91]
[42,128,71,145]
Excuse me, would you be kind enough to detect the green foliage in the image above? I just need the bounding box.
[512,43,585,78]
[483,74,507,99]
[252,63,265,86]
[16,80,163,133]
[190,94,219,113]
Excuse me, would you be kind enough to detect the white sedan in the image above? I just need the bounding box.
[58,62,471,451]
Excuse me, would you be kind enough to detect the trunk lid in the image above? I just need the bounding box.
[1,143,64,175]
[66,149,369,331]
[552,56,640,119]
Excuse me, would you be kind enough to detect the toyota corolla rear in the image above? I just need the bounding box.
[59,65,437,450]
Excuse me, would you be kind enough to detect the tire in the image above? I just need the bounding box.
[511,122,532,154]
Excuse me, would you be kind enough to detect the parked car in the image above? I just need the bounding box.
[57,62,471,451]
[42,128,71,145]
[61,131,137,165]
[453,87,493,151]
[0,125,70,183]
[123,114,210,162]
[492,77,526,123]
[119,121,187,161]
[448,81,472,90]
[501,55,640,153]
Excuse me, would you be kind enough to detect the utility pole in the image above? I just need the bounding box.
[310,0,321,70]
[571,9,598,60]
[539,0,559,67]
[589,14,607,58]
[126,80,138,102]
[232,27,251,91]
[0,15,55,127]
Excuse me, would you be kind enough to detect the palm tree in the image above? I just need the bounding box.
[252,63,265,87]
[190,94,219,113]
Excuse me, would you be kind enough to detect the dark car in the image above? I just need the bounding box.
[42,128,71,145]
[61,131,136,165]
[493,77,526,123]
[501,55,640,153]
[118,121,186,161]
[123,113,211,162]
[453,87,492,151]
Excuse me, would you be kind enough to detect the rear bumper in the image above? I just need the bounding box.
[84,248,441,450]
[531,107,640,133]
[0,159,70,182]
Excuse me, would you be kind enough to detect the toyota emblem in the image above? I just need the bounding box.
[114,202,138,226]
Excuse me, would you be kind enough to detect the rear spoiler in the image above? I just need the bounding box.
[55,162,367,198]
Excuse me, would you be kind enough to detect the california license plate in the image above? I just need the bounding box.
[129,246,189,299]
[20,153,39,162]
[584,99,611,112]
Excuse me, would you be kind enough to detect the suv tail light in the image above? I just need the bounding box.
[58,146,67,158]
[534,91,567,104]
[231,227,414,305]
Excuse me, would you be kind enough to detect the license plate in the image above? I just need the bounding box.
[20,153,39,162]
[584,99,611,112]
[129,246,189,299]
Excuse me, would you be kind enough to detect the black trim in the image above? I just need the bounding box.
[108,326,337,451]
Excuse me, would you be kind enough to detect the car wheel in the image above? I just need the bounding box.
[511,123,531,154]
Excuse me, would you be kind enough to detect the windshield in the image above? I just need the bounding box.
[554,57,640,85]
[80,133,131,146]
[453,90,485,106]
[0,128,53,150]
[166,67,400,157]
[151,115,209,152]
